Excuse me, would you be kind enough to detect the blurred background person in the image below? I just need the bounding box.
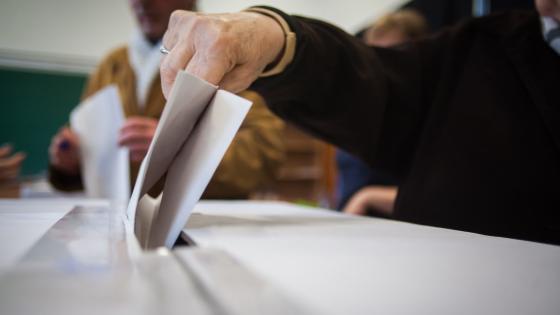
[48,0,285,199]
[363,9,429,46]
[339,9,428,217]
[402,0,534,29]
[341,0,534,216]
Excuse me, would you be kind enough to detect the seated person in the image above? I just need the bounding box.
[48,0,284,199]
[0,144,25,183]
[339,10,428,216]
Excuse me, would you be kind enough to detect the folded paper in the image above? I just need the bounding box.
[127,71,252,249]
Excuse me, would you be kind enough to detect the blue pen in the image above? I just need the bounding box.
[59,140,70,151]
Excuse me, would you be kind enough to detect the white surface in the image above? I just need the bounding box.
[3,199,559,314]
[174,248,312,314]
[186,201,560,315]
[0,0,134,70]
[127,72,251,249]
[0,0,134,63]
[0,199,307,315]
[70,85,130,204]
[0,248,216,315]
[0,199,109,269]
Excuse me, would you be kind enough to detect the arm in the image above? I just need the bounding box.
[160,7,450,178]
[203,91,285,198]
[251,9,449,178]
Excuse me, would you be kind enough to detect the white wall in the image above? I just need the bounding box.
[0,0,405,73]
[199,0,405,33]
[0,0,135,72]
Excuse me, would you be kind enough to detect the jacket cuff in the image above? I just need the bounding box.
[245,6,298,77]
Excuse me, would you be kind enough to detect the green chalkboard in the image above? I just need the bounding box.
[0,67,87,175]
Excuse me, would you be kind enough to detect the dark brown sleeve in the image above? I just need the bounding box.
[251,6,450,179]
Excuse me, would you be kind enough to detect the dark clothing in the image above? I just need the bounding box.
[402,0,534,30]
[252,8,560,245]
[336,149,398,210]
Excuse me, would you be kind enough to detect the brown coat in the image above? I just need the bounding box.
[50,46,285,199]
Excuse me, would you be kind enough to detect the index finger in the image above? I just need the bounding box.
[160,41,193,99]
[160,11,198,98]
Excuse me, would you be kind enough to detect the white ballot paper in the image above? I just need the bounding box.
[127,71,251,249]
[70,85,130,204]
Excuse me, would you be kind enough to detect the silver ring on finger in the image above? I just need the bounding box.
[160,45,170,55]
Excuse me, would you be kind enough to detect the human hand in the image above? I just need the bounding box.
[343,186,398,216]
[49,127,81,175]
[0,144,26,182]
[160,10,285,96]
[118,116,158,162]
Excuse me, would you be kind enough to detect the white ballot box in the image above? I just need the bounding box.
[0,200,310,315]
[2,199,559,315]
[184,201,560,315]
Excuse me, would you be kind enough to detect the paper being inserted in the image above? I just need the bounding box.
[127,71,252,249]
[70,85,130,204]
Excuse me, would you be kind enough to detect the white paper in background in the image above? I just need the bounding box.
[70,85,130,204]
[127,71,251,249]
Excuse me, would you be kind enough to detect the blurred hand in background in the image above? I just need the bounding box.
[343,186,397,217]
[49,127,81,175]
[118,116,158,162]
[0,144,26,182]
